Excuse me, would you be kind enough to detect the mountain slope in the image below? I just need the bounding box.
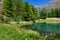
[35,0,60,12]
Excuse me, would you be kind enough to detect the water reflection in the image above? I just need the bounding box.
[24,22,60,35]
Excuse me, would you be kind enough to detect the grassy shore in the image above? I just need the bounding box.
[0,18,60,40]
[8,18,60,27]
[0,19,60,40]
[36,18,60,23]
[0,23,41,40]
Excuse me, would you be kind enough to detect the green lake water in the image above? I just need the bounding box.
[25,23,60,34]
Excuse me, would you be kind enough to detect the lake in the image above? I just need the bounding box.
[25,22,60,35]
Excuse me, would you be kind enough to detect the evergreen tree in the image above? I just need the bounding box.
[15,0,22,16]
[23,2,33,21]
[51,8,54,17]
[58,8,60,17]
[14,0,23,24]
[32,6,38,23]
[40,8,47,19]
[55,8,59,18]
[3,0,14,17]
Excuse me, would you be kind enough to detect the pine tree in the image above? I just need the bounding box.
[32,6,38,23]
[51,8,54,17]
[14,0,23,24]
[3,0,14,17]
[40,8,47,19]
[15,0,22,16]
[55,8,59,18]
[23,2,33,21]
[58,9,60,17]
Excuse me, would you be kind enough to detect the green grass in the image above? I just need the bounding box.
[36,19,60,23]
[0,23,42,40]
[0,23,60,40]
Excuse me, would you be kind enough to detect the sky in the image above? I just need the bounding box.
[23,0,52,6]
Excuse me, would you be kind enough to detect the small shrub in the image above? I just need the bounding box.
[4,17,10,24]
[0,15,4,23]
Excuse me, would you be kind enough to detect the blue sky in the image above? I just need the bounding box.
[23,0,52,6]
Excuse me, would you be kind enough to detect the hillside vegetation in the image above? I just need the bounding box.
[0,0,60,40]
[0,23,60,40]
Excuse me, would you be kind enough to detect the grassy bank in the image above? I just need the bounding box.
[0,18,60,40]
[36,18,60,23]
[0,23,42,40]
[9,18,60,26]
[0,23,60,40]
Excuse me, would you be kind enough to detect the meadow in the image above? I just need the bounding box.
[0,22,60,40]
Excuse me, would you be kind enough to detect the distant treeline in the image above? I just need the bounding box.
[48,8,60,18]
[38,8,60,18]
